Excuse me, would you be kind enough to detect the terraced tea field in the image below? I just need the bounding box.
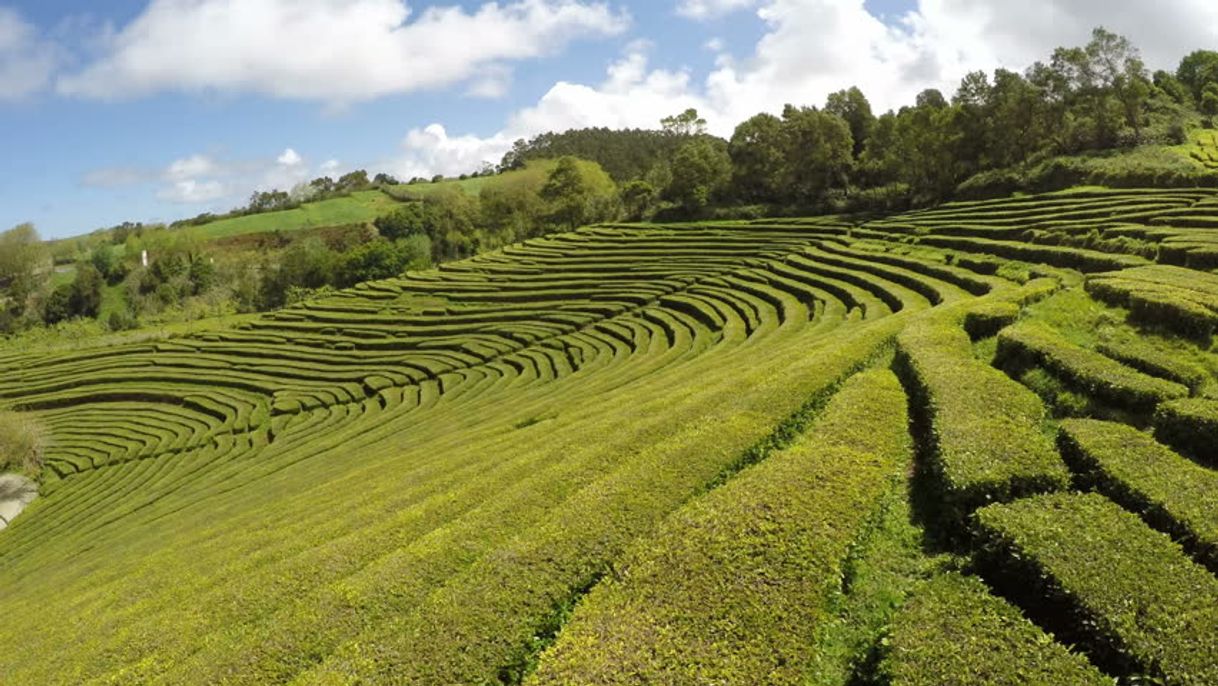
[3,187,1218,684]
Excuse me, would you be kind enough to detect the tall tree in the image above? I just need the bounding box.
[778,105,854,205]
[825,87,876,158]
[728,113,786,202]
[661,108,708,137]
[1177,50,1218,101]
[666,138,731,212]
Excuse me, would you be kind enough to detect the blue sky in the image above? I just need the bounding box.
[0,0,1212,239]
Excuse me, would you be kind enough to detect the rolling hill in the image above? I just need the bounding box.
[2,186,1218,684]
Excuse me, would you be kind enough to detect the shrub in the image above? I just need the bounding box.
[1153,398,1218,466]
[962,302,1019,340]
[1059,419,1218,572]
[895,316,1070,520]
[974,492,1218,683]
[0,412,44,477]
[995,322,1189,413]
[1095,340,1208,392]
[530,370,912,685]
[881,573,1108,686]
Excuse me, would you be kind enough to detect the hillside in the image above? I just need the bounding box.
[181,189,405,240]
[2,185,1218,683]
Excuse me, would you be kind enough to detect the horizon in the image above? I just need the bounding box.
[3,0,1218,239]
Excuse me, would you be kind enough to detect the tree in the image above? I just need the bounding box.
[375,204,428,241]
[825,87,876,158]
[541,157,593,230]
[778,105,854,205]
[1177,50,1218,101]
[666,138,731,212]
[539,157,619,231]
[337,170,370,191]
[0,224,46,313]
[335,239,412,287]
[1203,83,1218,116]
[728,113,786,202]
[621,180,658,221]
[661,108,708,137]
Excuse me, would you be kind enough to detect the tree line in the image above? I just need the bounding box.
[4,27,1217,338]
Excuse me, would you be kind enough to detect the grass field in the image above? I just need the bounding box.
[185,189,404,239]
[3,186,1218,684]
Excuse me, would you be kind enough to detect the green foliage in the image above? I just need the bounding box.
[895,311,1070,517]
[1059,418,1218,572]
[540,157,619,230]
[666,137,732,212]
[0,411,44,477]
[882,573,1109,686]
[1153,398,1218,466]
[996,321,1189,413]
[962,301,1020,340]
[975,492,1218,683]
[531,368,912,685]
[660,108,707,137]
[1086,267,1218,340]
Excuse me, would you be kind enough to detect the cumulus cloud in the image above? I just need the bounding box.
[385,42,702,178]
[158,179,227,204]
[0,7,60,100]
[277,148,303,167]
[676,0,757,20]
[85,148,337,206]
[384,0,1218,180]
[55,0,630,104]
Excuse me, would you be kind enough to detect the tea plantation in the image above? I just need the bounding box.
[4,187,1218,684]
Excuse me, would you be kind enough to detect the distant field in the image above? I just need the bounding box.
[189,190,404,239]
[387,165,551,199]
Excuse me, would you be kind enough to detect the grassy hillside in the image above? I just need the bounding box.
[3,186,1218,684]
[186,189,403,239]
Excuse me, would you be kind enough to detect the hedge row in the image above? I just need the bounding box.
[529,369,911,685]
[913,235,1147,273]
[1095,339,1208,393]
[1086,275,1218,339]
[996,322,1189,413]
[895,317,1070,518]
[1058,419,1218,572]
[962,301,1020,340]
[881,572,1109,686]
[974,492,1218,684]
[1153,398,1218,466]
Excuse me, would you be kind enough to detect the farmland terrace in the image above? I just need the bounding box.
[2,187,1218,684]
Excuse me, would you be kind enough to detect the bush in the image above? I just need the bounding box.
[1095,339,1208,392]
[1153,398,1218,466]
[895,314,1070,520]
[974,492,1218,683]
[0,412,44,477]
[882,573,1108,686]
[962,302,1019,340]
[1059,419,1218,572]
[995,322,1189,413]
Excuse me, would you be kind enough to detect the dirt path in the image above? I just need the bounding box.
[0,475,37,530]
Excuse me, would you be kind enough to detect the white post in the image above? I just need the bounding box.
[141,250,149,267]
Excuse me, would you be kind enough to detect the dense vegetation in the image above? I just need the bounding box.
[3,25,1218,686]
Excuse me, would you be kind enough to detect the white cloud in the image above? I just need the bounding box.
[384,0,1218,181]
[158,179,228,204]
[277,148,303,167]
[55,0,630,104]
[677,0,757,20]
[0,7,59,100]
[166,154,218,181]
[86,148,341,207]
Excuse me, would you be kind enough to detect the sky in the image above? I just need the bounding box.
[2,0,1218,239]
